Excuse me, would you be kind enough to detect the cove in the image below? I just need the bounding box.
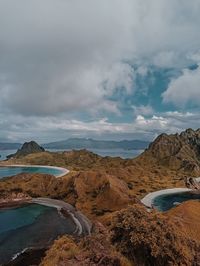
[0,165,68,179]
[0,203,76,265]
[153,191,200,211]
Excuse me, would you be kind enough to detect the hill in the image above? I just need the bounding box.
[2,129,200,265]
[43,138,149,150]
[7,141,45,159]
[139,128,200,175]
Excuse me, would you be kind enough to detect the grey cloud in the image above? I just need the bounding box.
[1,0,200,116]
[1,1,200,141]
[162,66,200,107]
[0,111,199,143]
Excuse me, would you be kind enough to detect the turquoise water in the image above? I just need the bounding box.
[153,192,200,211]
[0,166,64,179]
[0,204,48,234]
[0,204,75,264]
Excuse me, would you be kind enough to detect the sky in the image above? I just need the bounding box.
[1,0,200,143]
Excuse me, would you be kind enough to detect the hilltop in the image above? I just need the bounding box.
[139,128,200,175]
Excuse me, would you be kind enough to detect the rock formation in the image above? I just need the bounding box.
[140,128,200,175]
[7,141,45,159]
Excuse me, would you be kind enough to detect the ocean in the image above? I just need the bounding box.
[0,148,143,161]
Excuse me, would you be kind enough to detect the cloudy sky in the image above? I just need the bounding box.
[1,0,200,143]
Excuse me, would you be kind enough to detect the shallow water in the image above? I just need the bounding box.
[153,192,200,211]
[0,204,75,264]
[0,166,64,179]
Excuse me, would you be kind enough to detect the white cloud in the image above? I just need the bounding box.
[1,0,200,117]
[0,111,199,143]
[162,66,200,107]
[132,105,154,116]
[1,1,200,142]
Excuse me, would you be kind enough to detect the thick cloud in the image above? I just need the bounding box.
[1,0,200,115]
[1,0,200,141]
[0,0,136,116]
[162,66,200,107]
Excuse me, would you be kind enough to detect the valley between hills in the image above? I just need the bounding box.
[1,128,200,265]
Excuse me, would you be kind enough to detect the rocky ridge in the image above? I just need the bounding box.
[141,128,200,175]
[7,141,45,159]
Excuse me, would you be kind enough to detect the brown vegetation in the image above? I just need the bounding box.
[2,129,200,265]
[111,203,200,266]
[40,222,131,266]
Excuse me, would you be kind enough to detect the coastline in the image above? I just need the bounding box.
[141,188,193,208]
[0,164,69,178]
[0,197,92,265]
[31,197,92,236]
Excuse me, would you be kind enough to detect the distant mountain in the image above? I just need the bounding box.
[7,141,45,159]
[43,138,149,150]
[0,142,21,150]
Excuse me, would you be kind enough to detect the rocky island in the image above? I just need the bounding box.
[1,129,200,265]
[6,141,45,159]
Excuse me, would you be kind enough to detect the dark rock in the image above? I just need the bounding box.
[7,141,45,159]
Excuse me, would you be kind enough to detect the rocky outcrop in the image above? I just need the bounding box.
[7,141,45,159]
[140,128,200,175]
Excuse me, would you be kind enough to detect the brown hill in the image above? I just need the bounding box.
[0,170,135,221]
[111,202,200,266]
[7,141,45,159]
[40,223,131,266]
[1,147,186,198]
[139,128,200,175]
[2,131,200,265]
[166,200,200,243]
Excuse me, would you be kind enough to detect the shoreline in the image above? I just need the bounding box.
[0,197,92,265]
[31,197,92,236]
[0,164,69,178]
[141,188,193,208]
[0,197,92,236]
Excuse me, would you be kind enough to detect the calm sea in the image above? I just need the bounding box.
[0,148,143,161]
[0,204,75,264]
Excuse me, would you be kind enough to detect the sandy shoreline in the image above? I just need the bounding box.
[31,198,92,236]
[141,188,193,208]
[0,164,69,178]
[0,197,92,236]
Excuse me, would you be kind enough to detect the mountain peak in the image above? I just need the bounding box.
[7,141,45,159]
[142,128,200,175]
